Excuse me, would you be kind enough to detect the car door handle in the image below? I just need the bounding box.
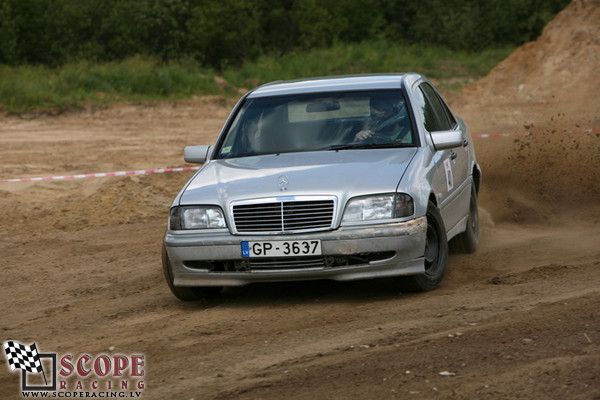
[450,152,457,160]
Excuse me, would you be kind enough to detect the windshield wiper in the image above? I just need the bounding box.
[322,142,415,151]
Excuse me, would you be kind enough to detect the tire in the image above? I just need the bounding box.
[162,244,222,300]
[449,184,479,254]
[398,201,448,291]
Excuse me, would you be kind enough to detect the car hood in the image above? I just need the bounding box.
[179,149,417,206]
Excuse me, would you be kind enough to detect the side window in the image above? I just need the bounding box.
[440,100,457,128]
[418,83,452,131]
[413,85,441,132]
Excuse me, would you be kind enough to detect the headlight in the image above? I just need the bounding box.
[169,206,227,230]
[342,193,414,222]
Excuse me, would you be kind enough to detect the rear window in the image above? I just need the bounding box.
[287,97,371,122]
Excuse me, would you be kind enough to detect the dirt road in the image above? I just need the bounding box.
[1,2,599,399]
[1,100,598,400]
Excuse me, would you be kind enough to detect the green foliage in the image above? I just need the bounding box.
[224,41,513,89]
[0,0,569,67]
[0,42,514,113]
[0,56,222,112]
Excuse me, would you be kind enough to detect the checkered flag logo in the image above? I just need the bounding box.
[3,341,44,374]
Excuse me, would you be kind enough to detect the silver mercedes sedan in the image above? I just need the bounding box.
[162,73,481,300]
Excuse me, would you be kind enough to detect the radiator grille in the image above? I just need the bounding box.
[233,199,334,233]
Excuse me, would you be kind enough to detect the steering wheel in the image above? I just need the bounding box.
[363,132,392,144]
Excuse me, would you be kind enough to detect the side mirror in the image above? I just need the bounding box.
[430,130,463,151]
[184,145,211,164]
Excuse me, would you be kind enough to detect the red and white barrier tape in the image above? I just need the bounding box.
[1,128,597,183]
[474,127,600,139]
[473,133,510,138]
[0,166,200,183]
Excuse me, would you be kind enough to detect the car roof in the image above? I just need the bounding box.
[247,73,423,98]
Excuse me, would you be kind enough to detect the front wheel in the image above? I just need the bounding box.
[162,244,222,300]
[398,201,448,291]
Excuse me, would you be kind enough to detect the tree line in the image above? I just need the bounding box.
[0,0,570,68]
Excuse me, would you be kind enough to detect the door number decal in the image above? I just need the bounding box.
[444,159,454,191]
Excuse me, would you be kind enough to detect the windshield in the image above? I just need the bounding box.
[215,89,415,159]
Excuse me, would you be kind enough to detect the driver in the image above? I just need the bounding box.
[354,97,409,142]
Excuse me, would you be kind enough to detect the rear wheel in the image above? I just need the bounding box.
[398,201,448,291]
[162,245,222,300]
[449,184,479,253]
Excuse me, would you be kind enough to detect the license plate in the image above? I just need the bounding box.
[242,240,322,258]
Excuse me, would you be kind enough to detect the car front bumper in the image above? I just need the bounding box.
[164,216,427,287]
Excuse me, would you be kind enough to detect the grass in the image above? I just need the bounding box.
[0,56,223,113]
[224,41,513,88]
[0,42,515,113]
